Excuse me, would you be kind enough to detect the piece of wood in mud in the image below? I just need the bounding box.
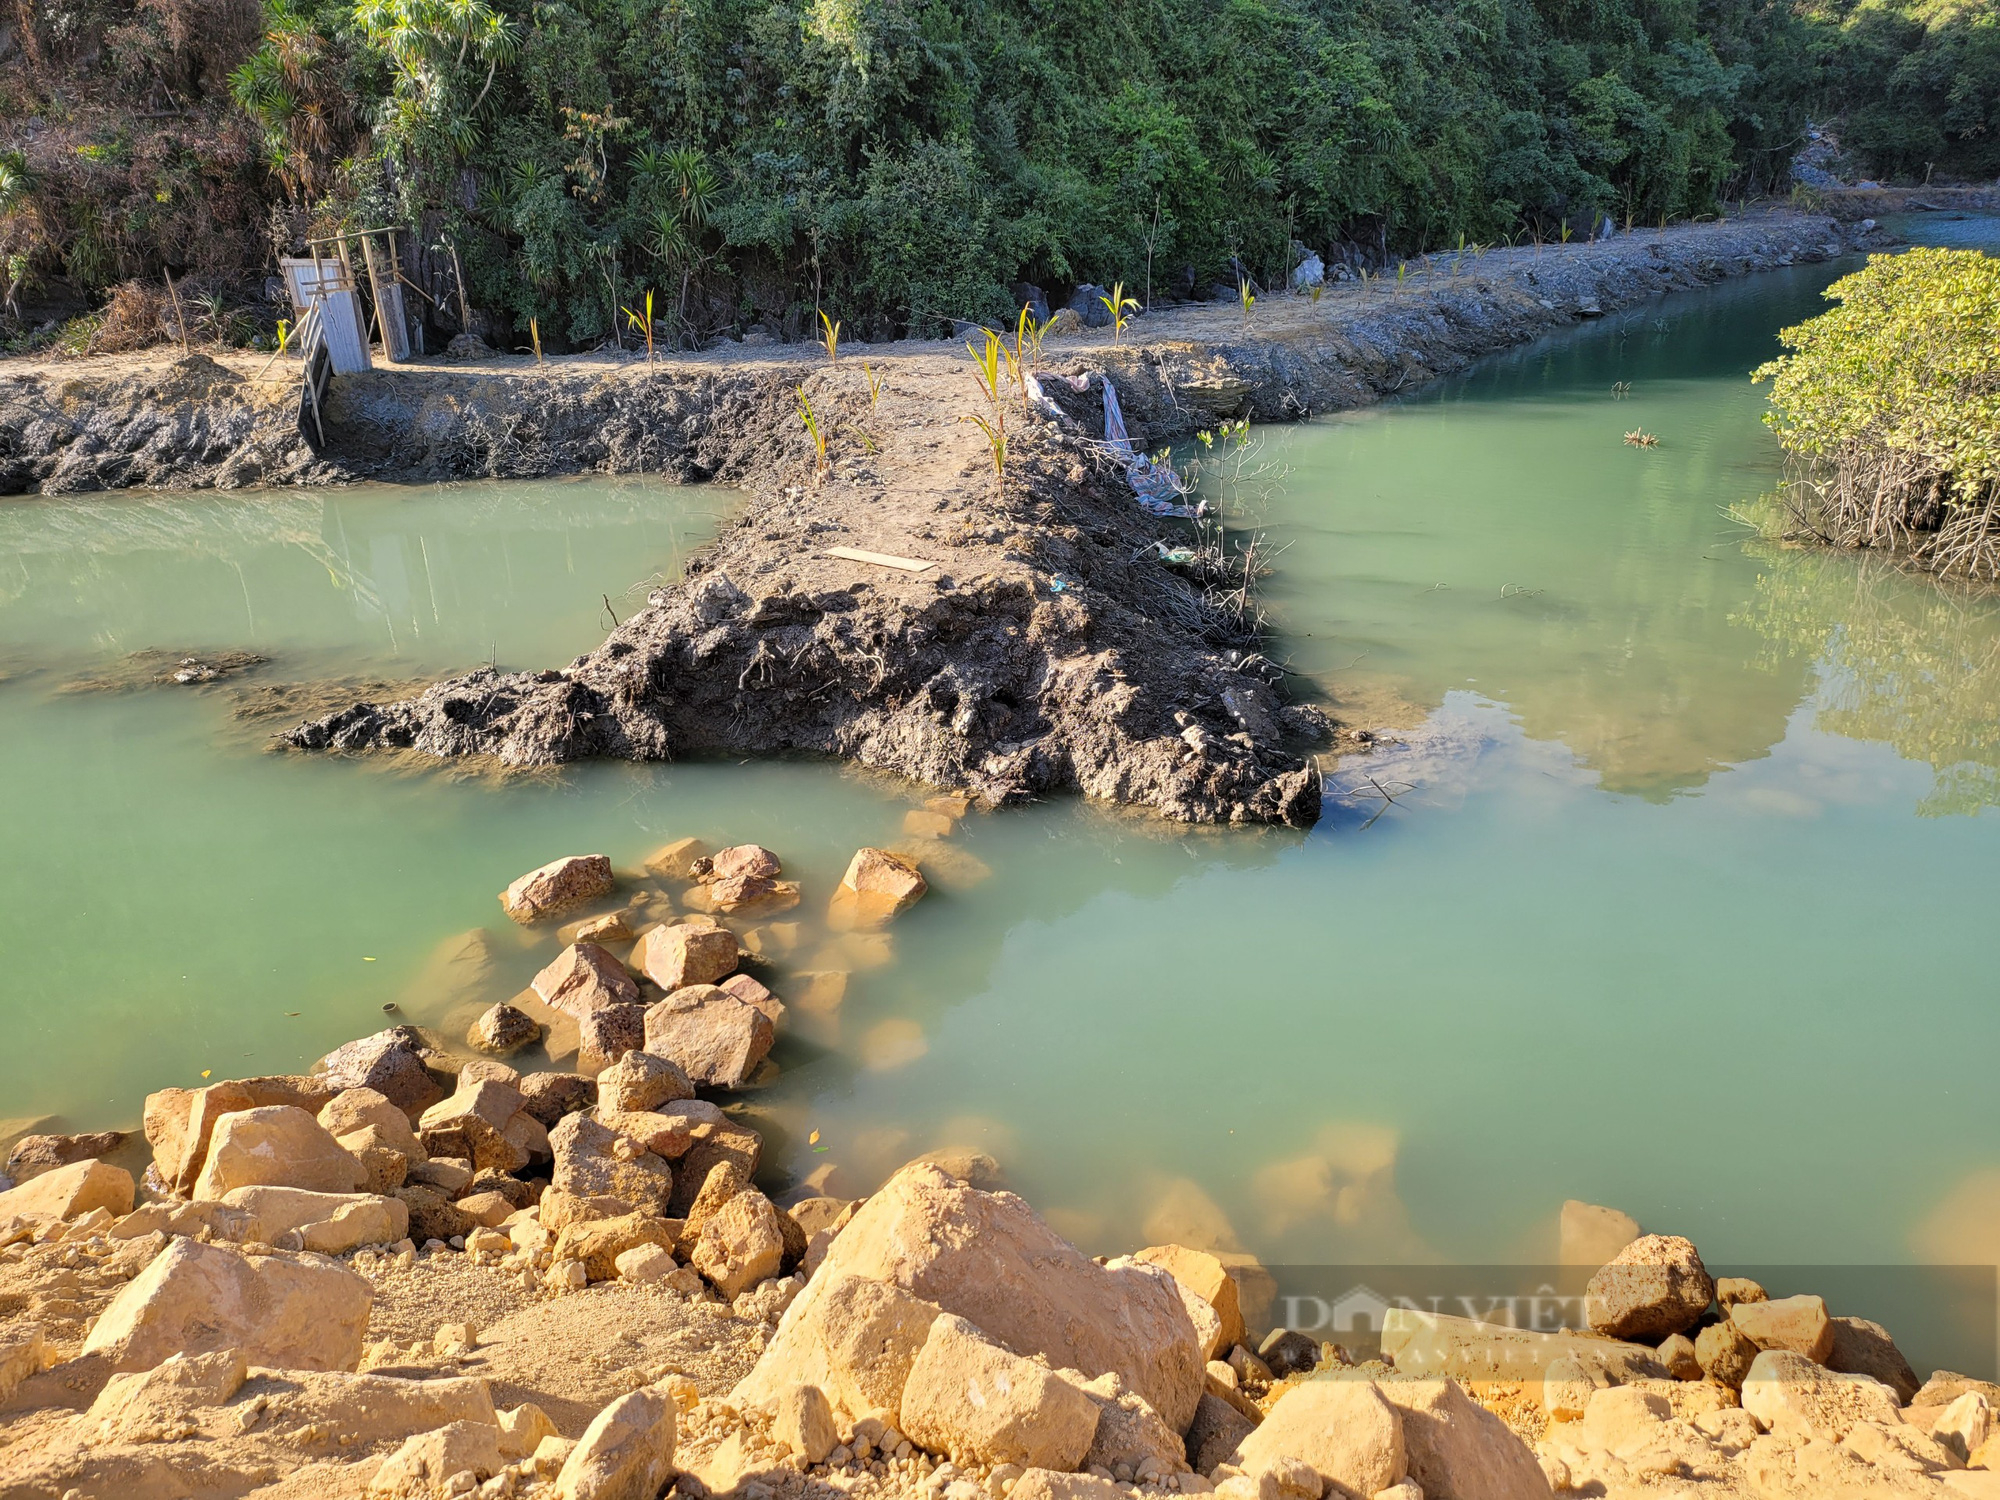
[822,546,937,573]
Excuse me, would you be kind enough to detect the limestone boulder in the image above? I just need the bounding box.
[830,847,928,928]
[764,1272,943,1428]
[468,1002,544,1055]
[320,1087,426,1162]
[87,1348,248,1439]
[0,1158,134,1222]
[192,1106,365,1200]
[1731,1293,1834,1363]
[550,1112,674,1216]
[578,1004,649,1074]
[616,1244,678,1284]
[1225,1381,1405,1496]
[710,875,800,914]
[555,1384,677,1500]
[396,1184,471,1244]
[1186,1390,1258,1475]
[691,1186,785,1297]
[501,853,615,923]
[901,1313,1100,1470]
[146,1074,348,1193]
[1934,1391,1994,1463]
[1658,1332,1702,1380]
[221,1187,409,1253]
[736,1161,1203,1432]
[1696,1318,1760,1387]
[408,1156,473,1194]
[1372,1377,1554,1500]
[418,1080,531,1173]
[314,1029,451,1118]
[774,1382,838,1465]
[341,1129,411,1194]
[664,1107,761,1213]
[644,985,774,1089]
[1740,1349,1901,1441]
[720,972,785,1025]
[250,1367,498,1444]
[0,1326,53,1404]
[597,1107,700,1161]
[1133,1244,1246,1361]
[1826,1316,1920,1404]
[462,1061,521,1091]
[500,1403,561,1459]
[534,943,641,1017]
[1578,1385,1671,1458]
[1380,1308,1663,1387]
[598,1051,695,1113]
[521,1072,597,1126]
[552,1212,680,1282]
[635,923,739,991]
[1584,1234,1714,1341]
[81,1236,373,1371]
[646,837,708,879]
[1716,1276,1766,1309]
[457,1191,516,1228]
[561,907,641,947]
[710,844,782,880]
[5,1130,130,1184]
[1067,1369,1188,1479]
[369,1420,505,1498]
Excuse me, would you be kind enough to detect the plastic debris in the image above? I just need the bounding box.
[1101,378,1200,518]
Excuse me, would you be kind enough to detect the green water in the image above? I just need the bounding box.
[5,219,2000,1370]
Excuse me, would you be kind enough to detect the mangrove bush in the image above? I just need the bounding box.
[1755,247,2000,580]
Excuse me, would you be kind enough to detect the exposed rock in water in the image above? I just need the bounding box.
[1584,1233,1715,1341]
[4,1130,131,1184]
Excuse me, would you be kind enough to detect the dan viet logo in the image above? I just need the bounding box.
[1283,1283,1591,1338]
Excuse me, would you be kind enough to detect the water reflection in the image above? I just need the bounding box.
[1736,548,2000,815]
[0,477,724,673]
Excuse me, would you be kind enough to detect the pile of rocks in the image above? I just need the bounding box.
[1,837,1993,1500]
[1378,1212,2000,1498]
[2,1132,1993,1500]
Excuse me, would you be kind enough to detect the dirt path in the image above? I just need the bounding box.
[0,209,1891,825]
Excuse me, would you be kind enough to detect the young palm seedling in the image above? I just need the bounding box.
[621,291,657,363]
[863,361,882,407]
[964,413,1007,499]
[819,309,840,365]
[1099,281,1139,345]
[1238,277,1256,321]
[964,326,1009,499]
[797,384,830,478]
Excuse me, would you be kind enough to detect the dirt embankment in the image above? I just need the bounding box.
[0,211,1887,826]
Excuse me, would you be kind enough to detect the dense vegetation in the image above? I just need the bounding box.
[1,0,1995,349]
[1755,247,2000,579]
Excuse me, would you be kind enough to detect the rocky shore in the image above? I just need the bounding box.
[1,210,1891,827]
[3,831,1997,1500]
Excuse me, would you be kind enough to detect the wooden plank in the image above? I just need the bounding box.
[823,547,937,573]
[359,234,408,362]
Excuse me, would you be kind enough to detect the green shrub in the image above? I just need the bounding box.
[1755,248,2000,579]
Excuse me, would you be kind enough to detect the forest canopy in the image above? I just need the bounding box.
[3,0,1995,347]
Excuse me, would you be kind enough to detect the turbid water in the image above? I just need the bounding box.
[4,215,1998,1370]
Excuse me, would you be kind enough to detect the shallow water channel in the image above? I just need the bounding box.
[4,214,1997,1370]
